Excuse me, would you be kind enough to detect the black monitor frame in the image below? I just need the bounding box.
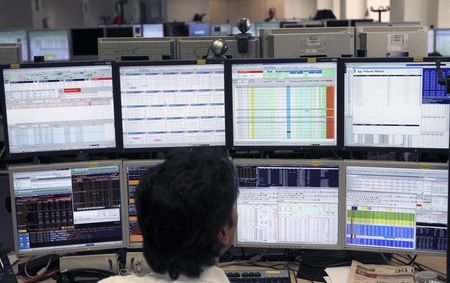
[113,59,227,153]
[0,61,119,158]
[225,57,342,151]
[339,57,450,153]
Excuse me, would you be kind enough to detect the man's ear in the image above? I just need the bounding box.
[217,226,232,246]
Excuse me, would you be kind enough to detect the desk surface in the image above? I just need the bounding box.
[16,255,446,283]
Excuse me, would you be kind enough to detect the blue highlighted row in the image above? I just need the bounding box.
[346,237,414,249]
[346,224,414,239]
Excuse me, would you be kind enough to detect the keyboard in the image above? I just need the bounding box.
[225,270,290,283]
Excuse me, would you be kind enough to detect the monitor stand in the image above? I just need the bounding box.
[75,153,91,161]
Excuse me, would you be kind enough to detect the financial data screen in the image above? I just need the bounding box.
[3,65,116,154]
[119,64,225,149]
[435,29,450,56]
[231,62,337,147]
[0,30,29,61]
[125,163,159,246]
[12,164,123,254]
[29,30,70,61]
[346,165,448,253]
[344,62,450,149]
[142,24,164,38]
[236,163,340,247]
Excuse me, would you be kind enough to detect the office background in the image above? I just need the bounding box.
[0,0,450,30]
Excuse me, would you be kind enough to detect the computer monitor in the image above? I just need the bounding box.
[104,26,135,38]
[163,22,188,37]
[0,29,28,61]
[9,160,125,256]
[0,171,13,250]
[210,23,232,36]
[260,27,354,58]
[1,62,117,156]
[344,161,448,254]
[325,20,350,27]
[0,43,21,64]
[122,160,163,248]
[234,159,341,249]
[343,58,450,151]
[71,28,104,59]
[349,19,373,26]
[428,29,435,54]
[356,25,428,57]
[28,29,70,61]
[98,37,176,61]
[226,58,338,150]
[188,22,210,36]
[435,29,450,56]
[176,36,260,60]
[142,24,164,38]
[117,61,226,150]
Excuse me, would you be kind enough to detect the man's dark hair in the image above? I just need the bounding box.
[135,150,238,280]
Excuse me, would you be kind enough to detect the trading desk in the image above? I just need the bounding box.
[15,255,446,283]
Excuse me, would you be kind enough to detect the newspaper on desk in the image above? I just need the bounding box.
[348,260,415,283]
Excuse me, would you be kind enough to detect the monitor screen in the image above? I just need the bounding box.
[142,24,164,38]
[163,22,188,37]
[2,63,116,155]
[210,23,232,36]
[344,60,450,150]
[188,23,210,36]
[345,163,448,254]
[28,30,70,61]
[105,26,134,38]
[435,29,450,56]
[0,30,29,61]
[119,62,225,149]
[229,60,338,148]
[71,28,104,56]
[10,161,124,255]
[235,160,340,248]
[124,161,162,247]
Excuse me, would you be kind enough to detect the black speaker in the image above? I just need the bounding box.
[0,172,13,250]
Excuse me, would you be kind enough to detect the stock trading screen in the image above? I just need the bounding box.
[235,163,340,248]
[346,166,448,253]
[125,163,159,246]
[119,64,225,149]
[3,65,116,154]
[344,61,450,149]
[231,62,337,147]
[12,164,123,254]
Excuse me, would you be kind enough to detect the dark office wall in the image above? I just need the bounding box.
[0,0,33,28]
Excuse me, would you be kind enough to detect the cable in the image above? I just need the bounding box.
[24,254,54,279]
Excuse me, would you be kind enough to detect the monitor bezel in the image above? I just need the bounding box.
[121,159,164,249]
[113,60,227,153]
[9,160,127,257]
[340,57,450,153]
[225,57,342,151]
[0,61,119,158]
[342,159,448,256]
[232,158,344,250]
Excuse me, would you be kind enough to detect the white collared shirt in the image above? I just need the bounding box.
[99,266,230,283]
